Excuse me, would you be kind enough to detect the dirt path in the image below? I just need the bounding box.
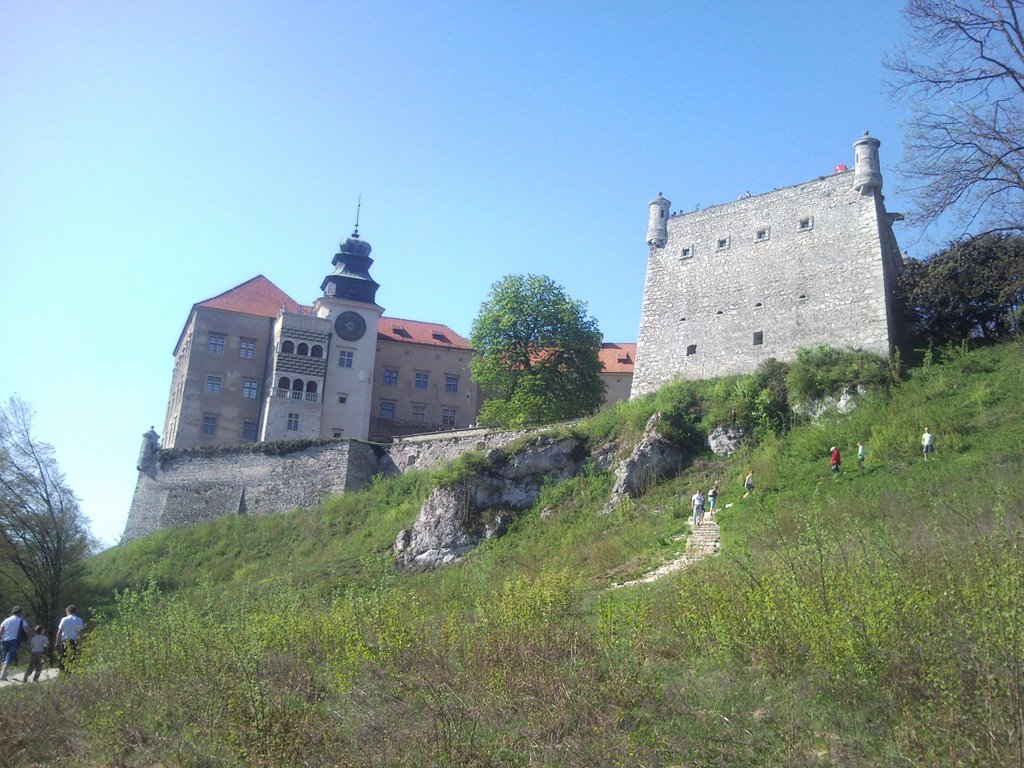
[0,667,60,687]
[613,507,720,587]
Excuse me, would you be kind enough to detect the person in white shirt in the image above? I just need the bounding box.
[56,604,85,672]
[922,427,936,460]
[23,625,49,682]
[0,606,30,681]
[691,490,706,527]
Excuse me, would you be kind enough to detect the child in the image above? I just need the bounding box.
[23,626,48,682]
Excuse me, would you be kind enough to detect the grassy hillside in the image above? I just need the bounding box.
[4,342,1023,767]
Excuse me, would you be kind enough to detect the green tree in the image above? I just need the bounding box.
[470,274,604,428]
[897,234,1024,345]
[0,396,93,632]
[886,0,1024,235]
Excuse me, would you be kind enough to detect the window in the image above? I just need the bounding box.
[332,429,343,438]
[379,401,395,420]
[383,368,398,386]
[202,415,218,436]
[445,374,459,393]
[753,331,764,345]
[442,407,457,427]
[686,344,697,356]
[681,245,693,259]
[799,216,813,231]
[411,403,426,423]
[305,381,318,401]
[282,340,295,354]
[755,227,770,242]
[239,338,256,359]
[414,371,429,390]
[338,349,354,368]
[286,413,300,431]
[242,419,258,441]
[243,379,259,399]
[291,379,304,399]
[297,343,309,356]
[208,334,225,354]
[311,344,323,358]
[205,375,222,394]
[337,394,347,404]
[716,237,730,250]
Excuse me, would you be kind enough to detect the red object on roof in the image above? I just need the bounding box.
[197,275,302,317]
[599,342,636,373]
[377,317,472,350]
[834,163,849,173]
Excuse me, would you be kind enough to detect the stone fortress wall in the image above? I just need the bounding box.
[631,133,903,397]
[123,427,529,542]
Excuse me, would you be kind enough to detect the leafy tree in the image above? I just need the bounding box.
[0,396,93,632]
[470,274,604,428]
[897,233,1024,344]
[886,0,1024,235]
[786,346,893,405]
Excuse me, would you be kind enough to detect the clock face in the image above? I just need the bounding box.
[335,311,366,341]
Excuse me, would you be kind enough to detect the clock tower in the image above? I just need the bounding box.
[311,228,384,441]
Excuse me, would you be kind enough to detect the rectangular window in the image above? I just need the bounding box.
[411,403,426,423]
[242,379,259,399]
[332,429,343,438]
[383,368,398,386]
[205,375,222,394]
[239,338,256,359]
[755,227,770,242]
[414,371,429,390]
[716,237,730,250]
[753,331,764,345]
[337,393,347,404]
[445,374,459,393]
[442,407,457,427]
[379,401,395,420]
[286,412,300,431]
[338,349,354,368]
[799,216,814,231]
[242,419,258,441]
[681,245,694,259]
[208,333,225,355]
[202,414,218,436]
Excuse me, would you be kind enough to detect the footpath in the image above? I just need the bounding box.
[0,667,60,687]
[614,506,721,587]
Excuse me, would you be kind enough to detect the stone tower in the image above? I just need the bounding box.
[631,132,904,397]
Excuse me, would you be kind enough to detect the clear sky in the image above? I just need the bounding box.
[0,1,949,546]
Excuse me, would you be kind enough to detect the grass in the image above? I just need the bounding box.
[5,340,1024,766]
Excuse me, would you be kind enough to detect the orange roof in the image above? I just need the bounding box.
[197,275,302,317]
[377,316,472,350]
[599,342,636,374]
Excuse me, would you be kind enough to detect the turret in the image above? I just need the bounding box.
[136,427,160,473]
[853,132,882,194]
[647,193,671,248]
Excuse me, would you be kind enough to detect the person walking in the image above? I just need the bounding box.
[691,489,706,527]
[743,471,754,498]
[707,486,718,515]
[0,607,30,681]
[22,626,48,682]
[830,446,842,474]
[56,605,85,672]
[922,427,935,461]
[857,442,866,469]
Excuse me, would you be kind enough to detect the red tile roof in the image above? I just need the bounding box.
[599,342,636,374]
[377,317,473,350]
[197,275,301,317]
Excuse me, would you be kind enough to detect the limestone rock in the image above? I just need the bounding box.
[606,413,685,511]
[707,425,746,456]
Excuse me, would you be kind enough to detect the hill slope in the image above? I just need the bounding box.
[7,342,1024,767]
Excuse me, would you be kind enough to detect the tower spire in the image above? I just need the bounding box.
[353,194,362,237]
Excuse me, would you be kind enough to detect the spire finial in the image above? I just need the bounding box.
[353,194,362,238]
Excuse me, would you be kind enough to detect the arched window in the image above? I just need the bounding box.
[291,379,304,399]
[306,381,318,394]
[282,340,295,354]
[305,381,318,401]
[311,344,323,358]
[297,343,309,356]
[278,377,291,397]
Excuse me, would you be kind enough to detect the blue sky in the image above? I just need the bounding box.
[0,1,950,546]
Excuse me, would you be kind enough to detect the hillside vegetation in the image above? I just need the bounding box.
[3,342,1023,767]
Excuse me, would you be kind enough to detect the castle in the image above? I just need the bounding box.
[631,132,904,397]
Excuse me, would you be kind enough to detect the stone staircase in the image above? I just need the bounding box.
[613,509,720,587]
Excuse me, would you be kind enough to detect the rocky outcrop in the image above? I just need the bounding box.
[395,435,586,570]
[605,413,686,511]
[707,425,746,456]
[793,385,867,419]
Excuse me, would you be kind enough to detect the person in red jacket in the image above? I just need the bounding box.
[830,446,841,474]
